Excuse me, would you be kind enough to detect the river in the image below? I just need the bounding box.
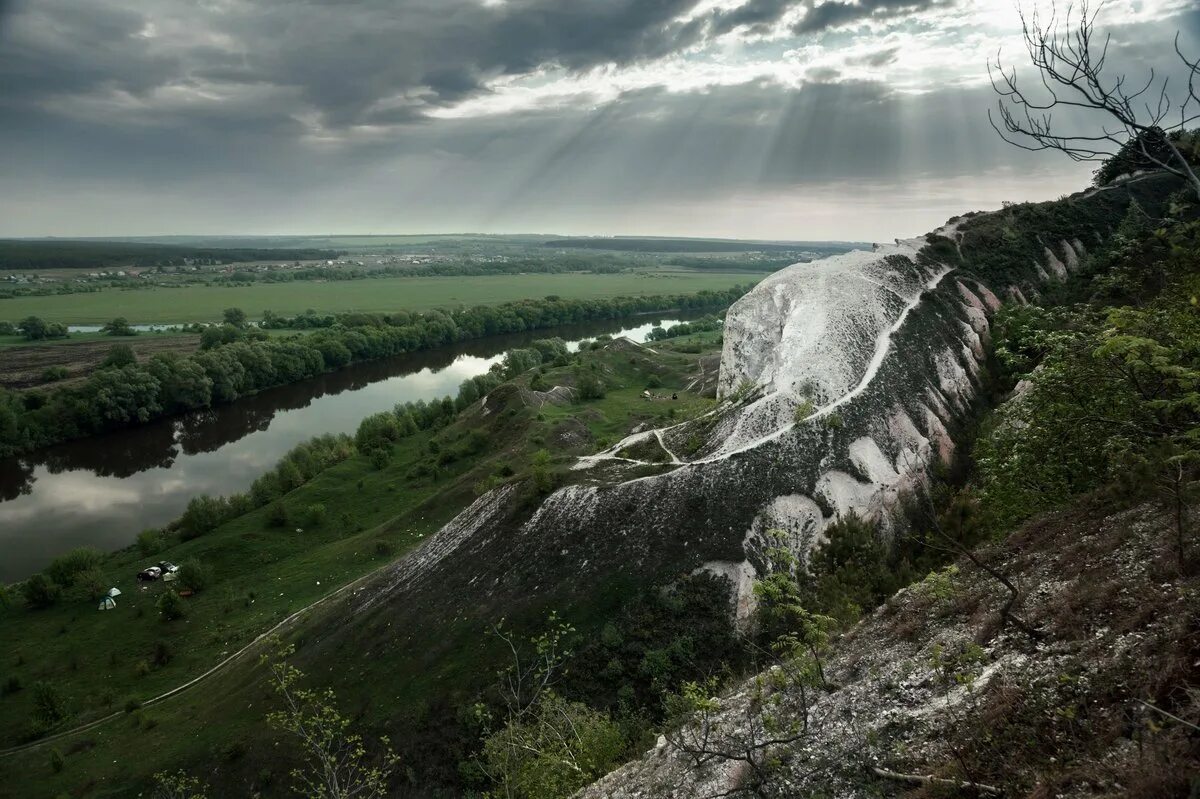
[0,314,699,581]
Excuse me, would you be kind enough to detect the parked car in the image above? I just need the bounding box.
[158,561,179,574]
[137,566,162,581]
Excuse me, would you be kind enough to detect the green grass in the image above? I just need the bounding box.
[0,331,199,349]
[0,332,106,348]
[0,271,759,325]
[0,431,448,739]
[0,336,724,797]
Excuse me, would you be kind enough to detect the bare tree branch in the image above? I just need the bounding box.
[990,1,1200,198]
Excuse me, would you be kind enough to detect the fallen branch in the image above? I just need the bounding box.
[871,765,1002,796]
[1137,699,1200,731]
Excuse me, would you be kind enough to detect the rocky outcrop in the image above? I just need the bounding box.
[307,175,1176,769]
[576,500,1198,798]
[333,181,1159,633]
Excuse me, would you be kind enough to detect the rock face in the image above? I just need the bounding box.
[576,500,1198,798]
[300,175,1173,771]
[538,225,982,618]
[332,190,1127,641]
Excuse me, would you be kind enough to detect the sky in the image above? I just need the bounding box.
[0,0,1197,241]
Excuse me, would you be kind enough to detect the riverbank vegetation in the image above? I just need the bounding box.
[0,286,748,457]
[0,328,727,796]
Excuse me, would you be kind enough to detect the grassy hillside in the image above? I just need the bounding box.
[0,330,724,797]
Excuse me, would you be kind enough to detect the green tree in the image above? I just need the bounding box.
[222,307,248,328]
[137,529,164,556]
[263,644,399,799]
[157,591,185,621]
[478,693,624,799]
[530,449,556,494]
[22,573,62,609]
[89,365,161,424]
[18,316,67,341]
[46,547,101,587]
[179,495,228,540]
[178,559,212,593]
[101,317,136,336]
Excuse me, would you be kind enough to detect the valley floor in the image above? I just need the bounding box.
[0,329,725,798]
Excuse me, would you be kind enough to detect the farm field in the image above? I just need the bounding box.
[0,333,200,389]
[0,270,760,325]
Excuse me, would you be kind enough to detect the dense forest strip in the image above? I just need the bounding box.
[0,287,750,457]
[0,240,342,270]
[546,237,863,254]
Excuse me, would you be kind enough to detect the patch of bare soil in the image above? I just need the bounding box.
[0,335,200,389]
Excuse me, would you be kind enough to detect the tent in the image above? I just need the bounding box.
[97,596,116,611]
[162,571,177,582]
[107,587,121,597]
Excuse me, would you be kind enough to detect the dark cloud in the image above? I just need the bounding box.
[0,0,723,127]
[710,0,798,35]
[793,0,948,34]
[0,0,1195,239]
[846,45,901,67]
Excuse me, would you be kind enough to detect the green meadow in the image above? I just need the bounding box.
[0,271,759,325]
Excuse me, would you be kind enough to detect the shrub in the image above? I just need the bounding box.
[576,373,606,401]
[355,411,400,453]
[100,344,137,369]
[1,675,21,696]
[46,547,101,588]
[32,681,68,726]
[369,448,391,470]
[22,574,62,609]
[136,528,164,556]
[41,366,69,382]
[152,641,173,668]
[179,495,229,540]
[157,591,185,621]
[268,501,290,528]
[70,567,106,601]
[178,559,211,593]
[49,748,64,773]
[134,660,151,678]
[305,503,327,527]
[531,449,556,494]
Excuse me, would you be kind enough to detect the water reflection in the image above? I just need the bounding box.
[0,314,697,580]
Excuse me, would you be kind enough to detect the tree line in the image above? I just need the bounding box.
[0,287,750,457]
[0,240,342,271]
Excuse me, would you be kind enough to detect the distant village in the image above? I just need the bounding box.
[0,253,474,287]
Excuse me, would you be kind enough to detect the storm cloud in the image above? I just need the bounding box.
[0,0,1196,239]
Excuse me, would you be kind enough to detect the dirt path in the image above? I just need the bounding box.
[0,537,394,758]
